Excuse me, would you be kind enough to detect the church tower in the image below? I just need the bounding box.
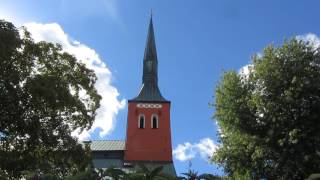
[124,16,173,162]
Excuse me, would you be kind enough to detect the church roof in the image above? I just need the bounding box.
[130,16,168,102]
[83,140,125,151]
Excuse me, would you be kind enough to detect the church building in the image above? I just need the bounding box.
[85,16,176,176]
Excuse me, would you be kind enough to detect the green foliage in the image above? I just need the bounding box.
[130,164,168,180]
[198,173,226,180]
[24,171,60,180]
[66,165,176,180]
[0,20,101,178]
[181,169,199,180]
[101,166,127,180]
[65,167,101,180]
[23,166,225,180]
[213,39,320,179]
[180,169,225,180]
[307,173,320,180]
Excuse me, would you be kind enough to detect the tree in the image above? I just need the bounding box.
[180,170,224,180]
[181,169,199,180]
[128,164,168,180]
[65,165,176,180]
[213,39,320,179]
[0,20,101,178]
[102,166,127,180]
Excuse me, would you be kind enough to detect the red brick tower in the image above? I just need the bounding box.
[124,16,173,162]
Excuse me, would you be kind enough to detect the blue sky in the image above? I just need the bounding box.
[1,0,320,176]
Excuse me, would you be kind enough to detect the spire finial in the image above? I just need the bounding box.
[150,9,153,18]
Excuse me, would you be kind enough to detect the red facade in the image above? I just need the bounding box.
[124,102,172,161]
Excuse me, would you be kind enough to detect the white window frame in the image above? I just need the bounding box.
[138,114,145,129]
[151,114,158,129]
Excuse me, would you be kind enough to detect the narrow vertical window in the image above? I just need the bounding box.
[151,114,158,129]
[138,115,145,129]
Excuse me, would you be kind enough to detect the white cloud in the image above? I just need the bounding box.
[24,22,126,140]
[173,138,218,162]
[239,64,253,77]
[172,142,196,162]
[297,33,320,48]
[196,138,218,159]
[0,9,21,25]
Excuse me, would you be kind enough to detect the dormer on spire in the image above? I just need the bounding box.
[130,15,168,102]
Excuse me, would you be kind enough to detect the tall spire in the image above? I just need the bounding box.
[131,15,167,102]
[143,10,156,62]
[142,14,158,84]
[143,11,157,62]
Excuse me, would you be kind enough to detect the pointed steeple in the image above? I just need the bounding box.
[131,15,167,102]
[143,14,157,63]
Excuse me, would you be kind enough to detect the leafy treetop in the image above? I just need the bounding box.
[213,39,320,179]
[0,19,101,178]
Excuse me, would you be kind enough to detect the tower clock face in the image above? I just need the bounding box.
[146,61,153,72]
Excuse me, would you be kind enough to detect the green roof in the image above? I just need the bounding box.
[83,140,125,151]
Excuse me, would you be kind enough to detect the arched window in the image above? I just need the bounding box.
[138,114,145,129]
[151,114,158,129]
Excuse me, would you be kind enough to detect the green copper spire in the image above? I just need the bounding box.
[131,15,167,102]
